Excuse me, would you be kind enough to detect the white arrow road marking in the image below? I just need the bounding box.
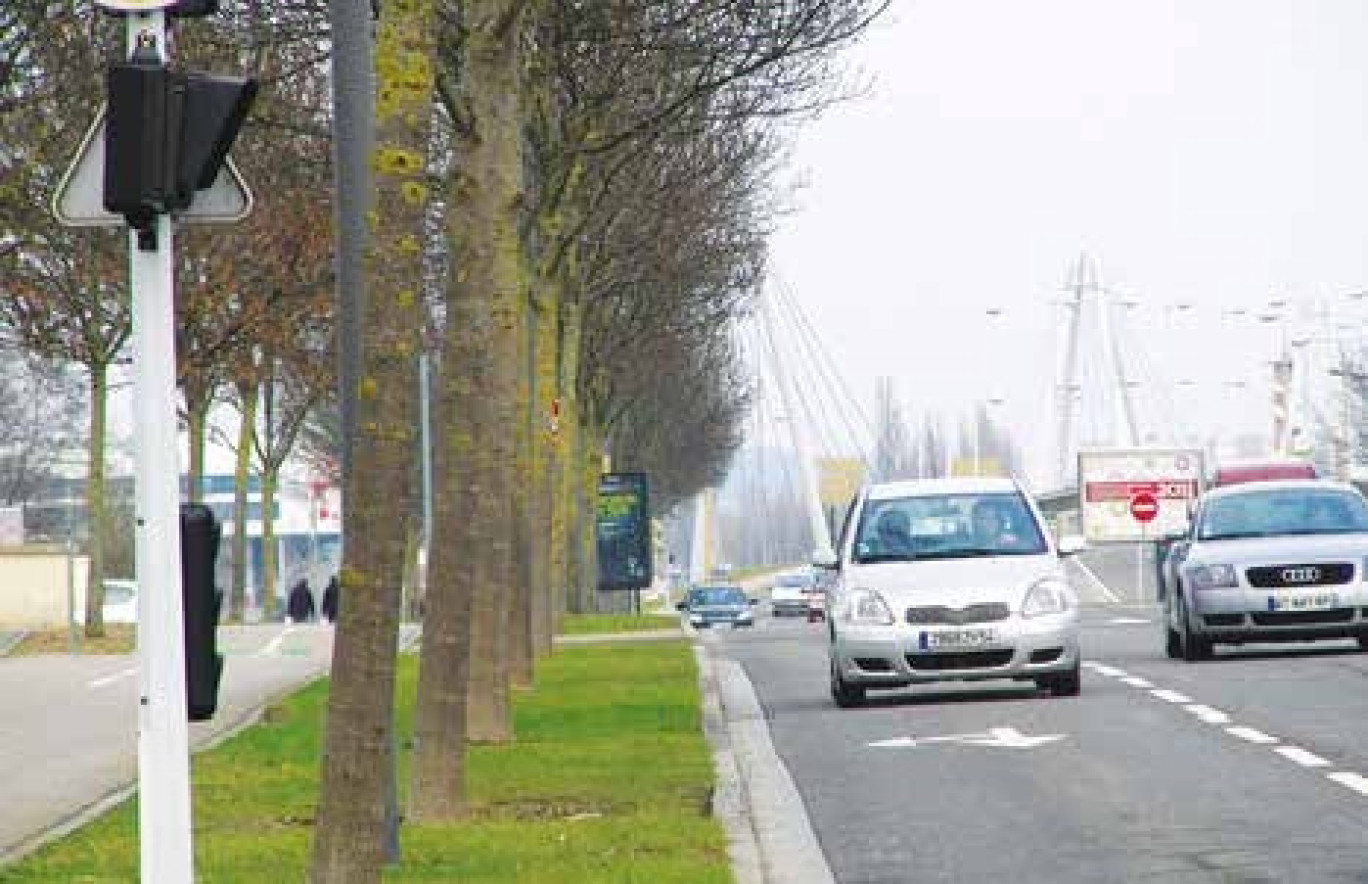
[869,727,1066,749]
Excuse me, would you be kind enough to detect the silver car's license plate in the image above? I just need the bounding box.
[1268,593,1338,611]
[923,628,996,649]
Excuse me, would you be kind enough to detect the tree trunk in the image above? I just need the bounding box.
[83,361,109,638]
[309,0,433,873]
[456,0,527,746]
[184,384,210,504]
[260,467,279,621]
[230,380,258,622]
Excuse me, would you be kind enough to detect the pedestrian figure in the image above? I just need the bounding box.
[321,574,339,624]
[287,577,315,623]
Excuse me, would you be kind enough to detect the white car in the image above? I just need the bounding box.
[770,571,815,617]
[1164,479,1368,661]
[820,477,1086,708]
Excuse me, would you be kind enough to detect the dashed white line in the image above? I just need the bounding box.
[1276,746,1330,768]
[89,666,136,688]
[1120,676,1153,689]
[1184,704,1231,725]
[1226,726,1278,745]
[1326,772,1368,796]
[1150,689,1192,704]
[1084,662,1127,678]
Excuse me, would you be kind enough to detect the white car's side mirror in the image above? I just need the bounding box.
[1057,535,1088,557]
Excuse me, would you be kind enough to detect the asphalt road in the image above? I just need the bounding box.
[724,561,1368,884]
[0,623,338,862]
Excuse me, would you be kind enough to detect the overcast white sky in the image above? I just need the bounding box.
[765,0,1368,487]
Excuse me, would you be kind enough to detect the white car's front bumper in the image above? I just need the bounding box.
[832,611,1080,686]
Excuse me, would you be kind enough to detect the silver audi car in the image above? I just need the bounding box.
[1164,479,1368,661]
[819,477,1086,708]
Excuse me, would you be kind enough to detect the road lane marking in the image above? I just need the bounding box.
[260,626,298,656]
[1226,726,1278,745]
[1184,704,1231,725]
[89,666,136,688]
[1150,689,1192,703]
[1083,662,1127,677]
[1327,772,1368,795]
[1120,676,1153,688]
[1070,558,1121,604]
[1104,617,1151,625]
[1276,746,1330,768]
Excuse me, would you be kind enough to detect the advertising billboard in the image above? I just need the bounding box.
[596,472,653,591]
[1078,448,1204,543]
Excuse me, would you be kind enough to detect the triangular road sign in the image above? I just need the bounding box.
[52,106,253,228]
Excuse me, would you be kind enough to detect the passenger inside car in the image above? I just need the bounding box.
[872,507,916,556]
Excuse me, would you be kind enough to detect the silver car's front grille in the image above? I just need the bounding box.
[905,603,1011,625]
[906,650,1014,671]
[1246,563,1354,588]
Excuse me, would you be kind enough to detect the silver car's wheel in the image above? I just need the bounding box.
[829,657,865,708]
[1164,618,1182,659]
[1177,592,1212,662]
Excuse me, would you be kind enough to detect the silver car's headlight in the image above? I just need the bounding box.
[1188,564,1237,590]
[736,608,753,621]
[845,588,895,626]
[1022,577,1071,618]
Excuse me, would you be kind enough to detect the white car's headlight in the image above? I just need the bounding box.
[845,588,895,626]
[1188,564,1237,590]
[736,608,753,621]
[1022,578,1071,618]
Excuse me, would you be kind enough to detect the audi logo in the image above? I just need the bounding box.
[1280,567,1321,584]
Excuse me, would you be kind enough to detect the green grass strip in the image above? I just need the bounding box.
[0,642,732,884]
[557,613,680,635]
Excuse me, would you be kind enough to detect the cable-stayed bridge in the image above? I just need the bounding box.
[673,256,1368,574]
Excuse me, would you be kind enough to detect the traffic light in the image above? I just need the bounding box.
[180,503,223,723]
[103,60,257,227]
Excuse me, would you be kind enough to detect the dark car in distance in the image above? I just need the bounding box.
[677,584,756,629]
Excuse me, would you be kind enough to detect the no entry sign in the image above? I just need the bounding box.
[1129,491,1159,523]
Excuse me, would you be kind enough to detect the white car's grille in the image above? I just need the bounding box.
[905,603,1011,625]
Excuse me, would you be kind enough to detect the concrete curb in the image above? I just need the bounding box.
[696,639,835,884]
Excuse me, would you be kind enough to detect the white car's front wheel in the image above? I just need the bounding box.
[829,656,866,708]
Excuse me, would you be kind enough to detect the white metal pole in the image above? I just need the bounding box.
[126,15,195,882]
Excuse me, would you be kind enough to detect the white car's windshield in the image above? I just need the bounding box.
[1198,488,1368,540]
[852,492,1048,563]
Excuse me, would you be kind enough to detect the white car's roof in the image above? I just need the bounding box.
[864,476,1023,500]
[1201,478,1360,502]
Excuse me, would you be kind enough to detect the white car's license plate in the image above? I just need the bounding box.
[1268,593,1339,611]
[923,628,996,649]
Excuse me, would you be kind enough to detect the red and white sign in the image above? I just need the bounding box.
[1078,448,1204,543]
[1129,492,1158,523]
